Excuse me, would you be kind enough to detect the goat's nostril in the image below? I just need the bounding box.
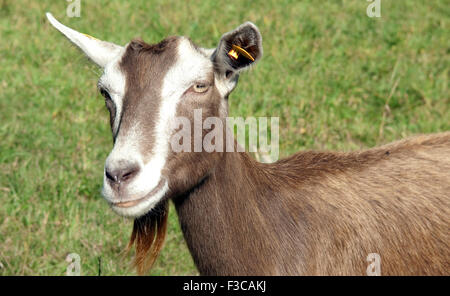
[105,164,139,184]
[105,169,117,182]
[121,168,138,181]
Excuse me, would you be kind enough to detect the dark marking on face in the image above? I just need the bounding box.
[117,37,180,161]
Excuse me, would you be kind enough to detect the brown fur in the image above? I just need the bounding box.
[171,133,450,275]
[117,37,179,156]
[116,39,449,275]
[131,131,450,275]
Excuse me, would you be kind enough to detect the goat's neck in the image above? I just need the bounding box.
[173,150,295,275]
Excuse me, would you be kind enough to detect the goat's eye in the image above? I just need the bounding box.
[192,83,209,93]
[99,88,116,129]
[100,88,112,100]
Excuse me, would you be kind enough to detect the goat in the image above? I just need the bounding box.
[46,13,449,275]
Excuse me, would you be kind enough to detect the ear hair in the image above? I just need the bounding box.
[212,22,263,77]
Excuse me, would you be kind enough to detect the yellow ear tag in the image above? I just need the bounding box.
[228,48,239,60]
[82,33,99,41]
[227,44,255,62]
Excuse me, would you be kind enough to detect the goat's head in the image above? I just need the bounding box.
[47,13,263,218]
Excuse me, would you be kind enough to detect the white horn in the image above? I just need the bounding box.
[46,12,123,68]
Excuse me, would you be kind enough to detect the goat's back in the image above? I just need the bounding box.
[267,132,450,275]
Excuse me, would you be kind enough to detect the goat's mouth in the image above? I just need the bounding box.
[107,178,167,217]
[110,178,166,208]
[112,196,147,208]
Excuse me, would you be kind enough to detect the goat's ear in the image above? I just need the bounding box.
[46,13,123,68]
[212,22,263,77]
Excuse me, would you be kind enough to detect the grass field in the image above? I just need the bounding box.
[0,0,448,275]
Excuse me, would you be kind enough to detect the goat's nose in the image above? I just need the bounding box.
[105,163,140,184]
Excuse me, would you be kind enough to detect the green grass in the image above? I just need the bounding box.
[0,0,448,275]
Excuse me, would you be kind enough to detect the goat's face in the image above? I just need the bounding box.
[47,13,262,218]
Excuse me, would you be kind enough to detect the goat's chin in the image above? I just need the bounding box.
[104,179,169,218]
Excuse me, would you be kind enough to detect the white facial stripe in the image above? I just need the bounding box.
[134,39,206,197]
[170,39,214,90]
